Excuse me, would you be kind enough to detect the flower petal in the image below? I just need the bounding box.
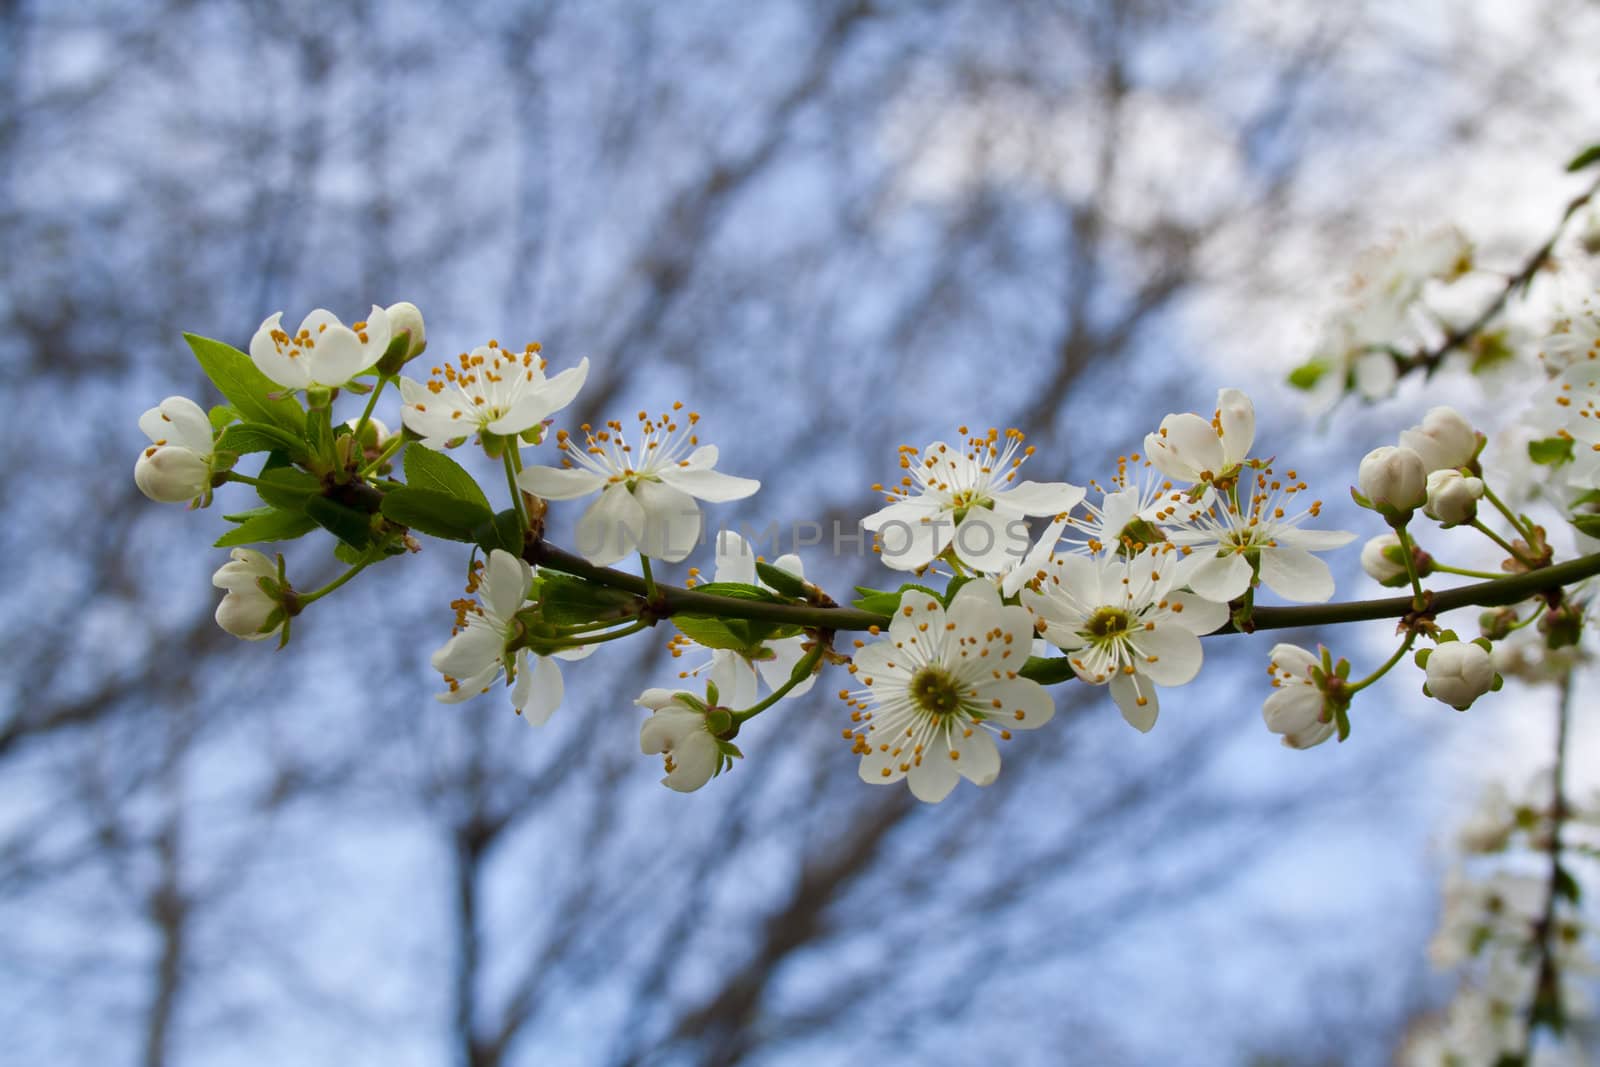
[575,484,648,566]
[951,506,1030,574]
[634,479,704,562]
[1185,552,1252,603]
[977,677,1055,730]
[1259,546,1336,603]
[656,465,760,503]
[1149,412,1223,482]
[516,465,607,500]
[990,480,1086,518]
[639,704,701,752]
[514,652,565,726]
[949,726,1001,786]
[483,549,530,620]
[1280,527,1357,552]
[874,508,955,572]
[249,311,312,389]
[906,737,961,803]
[1110,671,1160,733]
[1162,590,1229,635]
[860,497,939,532]
[713,530,757,585]
[756,638,817,697]
[1127,623,1203,687]
[662,733,721,793]
[1216,388,1255,468]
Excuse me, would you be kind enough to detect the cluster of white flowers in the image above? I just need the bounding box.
[131,224,1599,813]
[1298,227,1475,407]
[127,172,1600,1067]
[1409,771,1600,1067]
[841,390,1357,799]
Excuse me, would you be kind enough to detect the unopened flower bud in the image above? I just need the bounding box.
[1358,445,1427,515]
[1360,533,1408,585]
[1424,468,1484,526]
[1399,407,1478,473]
[135,444,212,503]
[1421,639,1496,711]
[376,301,427,374]
[134,395,215,504]
[1479,607,1518,641]
[212,549,289,641]
[1540,600,1586,650]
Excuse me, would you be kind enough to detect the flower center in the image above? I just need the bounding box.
[909,665,967,718]
[1085,606,1133,640]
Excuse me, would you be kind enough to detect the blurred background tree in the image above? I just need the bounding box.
[2,1,1598,1064]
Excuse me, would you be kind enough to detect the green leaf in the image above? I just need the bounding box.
[209,404,240,431]
[253,465,322,510]
[537,573,642,626]
[406,446,492,511]
[1567,143,1600,172]
[1286,359,1328,391]
[755,561,808,599]
[673,614,778,653]
[216,421,307,458]
[472,508,525,556]
[306,410,334,466]
[1018,655,1076,686]
[1570,514,1600,538]
[380,487,490,542]
[1529,436,1575,466]
[184,333,305,433]
[691,581,787,603]
[1570,488,1600,509]
[851,587,902,616]
[852,583,947,616]
[1468,331,1516,375]
[1555,862,1583,904]
[213,506,318,547]
[306,496,373,549]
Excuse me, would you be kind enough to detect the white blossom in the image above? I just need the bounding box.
[399,341,588,448]
[430,549,591,723]
[211,549,283,641]
[667,532,817,707]
[135,395,214,504]
[841,581,1054,802]
[1049,459,1191,558]
[1143,387,1255,485]
[1021,545,1227,732]
[250,306,393,390]
[1162,464,1353,603]
[860,427,1084,573]
[518,408,759,566]
[637,688,727,793]
[1261,643,1334,749]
